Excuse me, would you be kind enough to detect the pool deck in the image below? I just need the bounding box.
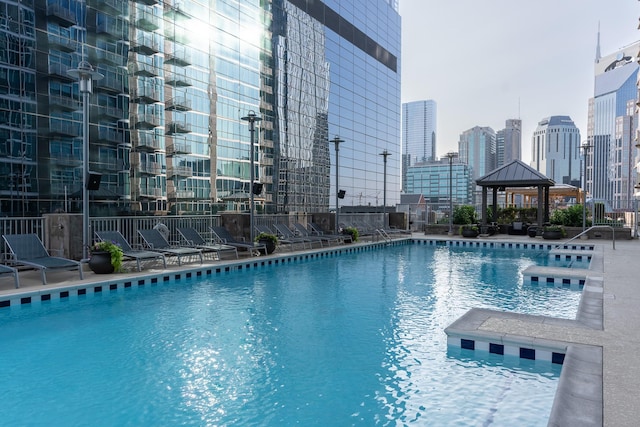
[0,233,637,427]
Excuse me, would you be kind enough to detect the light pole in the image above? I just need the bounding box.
[331,136,345,235]
[379,150,391,228]
[446,152,458,236]
[581,142,592,232]
[68,61,103,261]
[241,111,262,244]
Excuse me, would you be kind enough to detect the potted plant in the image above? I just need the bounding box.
[459,224,479,238]
[542,225,566,240]
[342,226,359,243]
[89,240,124,274]
[255,232,278,254]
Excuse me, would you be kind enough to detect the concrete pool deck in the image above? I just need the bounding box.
[0,233,636,426]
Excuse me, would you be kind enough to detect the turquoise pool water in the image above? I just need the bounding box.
[0,245,579,426]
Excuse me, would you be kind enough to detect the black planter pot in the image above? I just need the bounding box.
[461,229,479,238]
[542,230,563,240]
[88,251,115,274]
[259,239,277,254]
[527,226,538,238]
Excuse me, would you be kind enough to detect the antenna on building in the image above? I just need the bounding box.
[595,21,602,63]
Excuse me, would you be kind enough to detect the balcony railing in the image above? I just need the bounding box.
[165,96,191,111]
[168,190,195,199]
[167,165,192,177]
[49,120,79,137]
[132,86,162,103]
[46,4,77,26]
[166,121,191,134]
[164,47,191,67]
[98,127,125,144]
[48,62,73,80]
[49,94,80,112]
[134,162,162,175]
[131,114,161,129]
[130,33,162,55]
[48,34,77,52]
[132,8,161,31]
[128,62,160,77]
[165,71,192,87]
[167,141,191,156]
[132,129,162,150]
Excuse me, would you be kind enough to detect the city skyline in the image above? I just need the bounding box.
[399,0,639,163]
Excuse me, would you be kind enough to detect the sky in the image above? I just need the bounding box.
[399,0,640,163]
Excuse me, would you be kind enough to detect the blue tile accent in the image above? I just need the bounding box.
[546,277,555,284]
[21,297,31,304]
[41,294,51,301]
[532,276,539,282]
[124,282,131,288]
[520,347,535,360]
[94,286,102,293]
[0,300,9,307]
[151,278,158,284]
[163,276,170,282]
[138,279,145,286]
[60,291,69,298]
[78,288,86,295]
[489,343,504,355]
[461,339,475,350]
[563,278,571,285]
[552,352,565,364]
[109,284,117,291]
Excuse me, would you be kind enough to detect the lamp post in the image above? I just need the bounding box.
[68,61,103,261]
[379,150,391,228]
[446,152,458,236]
[331,136,345,235]
[241,111,262,244]
[581,142,592,232]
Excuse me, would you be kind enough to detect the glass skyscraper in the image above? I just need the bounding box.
[0,0,401,216]
[588,40,639,208]
[401,99,436,191]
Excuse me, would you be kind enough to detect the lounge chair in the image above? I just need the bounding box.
[309,222,352,243]
[292,223,342,246]
[138,229,203,266]
[2,233,83,285]
[209,226,266,255]
[0,264,19,288]
[95,231,167,272]
[260,224,311,250]
[177,227,239,260]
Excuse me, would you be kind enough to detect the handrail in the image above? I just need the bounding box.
[376,228,392,243]
[559,225,615,250]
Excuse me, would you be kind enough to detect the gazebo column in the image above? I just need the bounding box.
[492,187,498,223]
[481,186,488,225]
[537,186,543,225]
[544,185,550,223]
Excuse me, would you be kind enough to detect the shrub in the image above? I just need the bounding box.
[453,205,477,225]
[342,226,359,242]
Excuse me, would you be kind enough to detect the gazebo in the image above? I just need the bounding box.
[476,160,555,226]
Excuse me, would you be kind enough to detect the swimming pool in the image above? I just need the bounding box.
[0,243,580,425]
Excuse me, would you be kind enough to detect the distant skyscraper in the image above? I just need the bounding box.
[402,100,436,190]
[530,116,581,186]
[496,119,521,167]
[588,40,639,208]
[458,126,495,202]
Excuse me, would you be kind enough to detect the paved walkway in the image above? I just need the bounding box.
[0,233,637,426]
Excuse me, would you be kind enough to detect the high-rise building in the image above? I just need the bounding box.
[458,126,495,202]
[530,116,581,186]
[402,100,437,164]
[405,158,471,206]
[496,119,521,167]
[0,0,401,216]
[588,40,639,209]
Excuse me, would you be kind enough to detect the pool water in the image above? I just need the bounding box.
[0,245,578,426]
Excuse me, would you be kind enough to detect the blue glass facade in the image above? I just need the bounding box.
[405,160,471,206]
[588,41,639,207]
[0,0,400,216]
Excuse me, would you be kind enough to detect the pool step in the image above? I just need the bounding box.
[523,266,587,290]
[548,248,593,263]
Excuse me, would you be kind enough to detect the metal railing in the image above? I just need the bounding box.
[560,225,616,250]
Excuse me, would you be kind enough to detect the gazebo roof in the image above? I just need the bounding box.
[476,160,555,187]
